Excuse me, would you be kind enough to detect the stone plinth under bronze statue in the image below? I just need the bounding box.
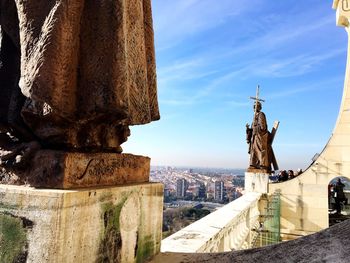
[0,0,162,262]
[246,86,278,174]
[21,151,150,189]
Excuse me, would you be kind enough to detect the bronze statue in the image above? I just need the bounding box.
[0,0,159,170]
[246,87,278,173]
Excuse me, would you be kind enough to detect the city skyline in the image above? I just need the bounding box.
[124,0,345,170]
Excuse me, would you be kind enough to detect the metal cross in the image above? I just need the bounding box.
[249,85,265,105]
[249,85,265,117]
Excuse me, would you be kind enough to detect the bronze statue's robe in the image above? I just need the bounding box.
[0,0,159,150]
[249,111,272,170]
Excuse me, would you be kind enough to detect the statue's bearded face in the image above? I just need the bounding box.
[254,102,262,112]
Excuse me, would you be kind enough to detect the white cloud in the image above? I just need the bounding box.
[267,76,343,100]
[252,48,346,78]
[157,59,219,86]
[152,0,253,50]
[214,14,335,61]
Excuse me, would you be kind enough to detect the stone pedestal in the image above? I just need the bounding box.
[245,172,270,194]
[23,151,151,189]
[0,183,163,263]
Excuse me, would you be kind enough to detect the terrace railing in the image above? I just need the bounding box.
[161,192,262,253]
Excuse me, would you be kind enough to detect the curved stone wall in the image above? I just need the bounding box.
[269,0,350,238]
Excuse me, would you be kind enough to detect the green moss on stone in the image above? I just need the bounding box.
[0,202,19,211]
[0,214,27,263]
[136,235,155,263]
[97,198,128,263]
[135,204,157,263]
[97,193,157,263]
[101,198,127,234]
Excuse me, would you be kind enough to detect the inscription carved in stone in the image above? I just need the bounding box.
[77,158,143,181]
[24,151,151,189]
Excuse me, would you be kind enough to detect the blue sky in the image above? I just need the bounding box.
[124,0,346,170]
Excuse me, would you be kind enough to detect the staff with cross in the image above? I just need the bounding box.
[250,85,265,117]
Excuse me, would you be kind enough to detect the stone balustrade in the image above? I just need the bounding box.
[161,192,262,253]
[152,219,350,263]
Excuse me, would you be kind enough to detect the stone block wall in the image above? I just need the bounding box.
[0,183,163,263]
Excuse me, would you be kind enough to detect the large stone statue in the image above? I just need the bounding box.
[0,1,163,262]
[0,0,159,158]
[0,0,160,186]
[246,87,278,173]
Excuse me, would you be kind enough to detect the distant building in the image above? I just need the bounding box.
[231,187,242,201]
[164,188,170,198]
[206,190,214,200]
[214,181,225,201]
[233,176,245,187]
[176,179,188,198]
[197,183,206,199]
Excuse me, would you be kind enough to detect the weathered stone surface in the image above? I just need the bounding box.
[0,213,33,262]
[0,0,160,158]
[244,172,269,194]
[0,182,163,263]
[17,151,151,189]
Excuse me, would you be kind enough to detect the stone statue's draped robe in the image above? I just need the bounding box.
[0,0,160,150]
